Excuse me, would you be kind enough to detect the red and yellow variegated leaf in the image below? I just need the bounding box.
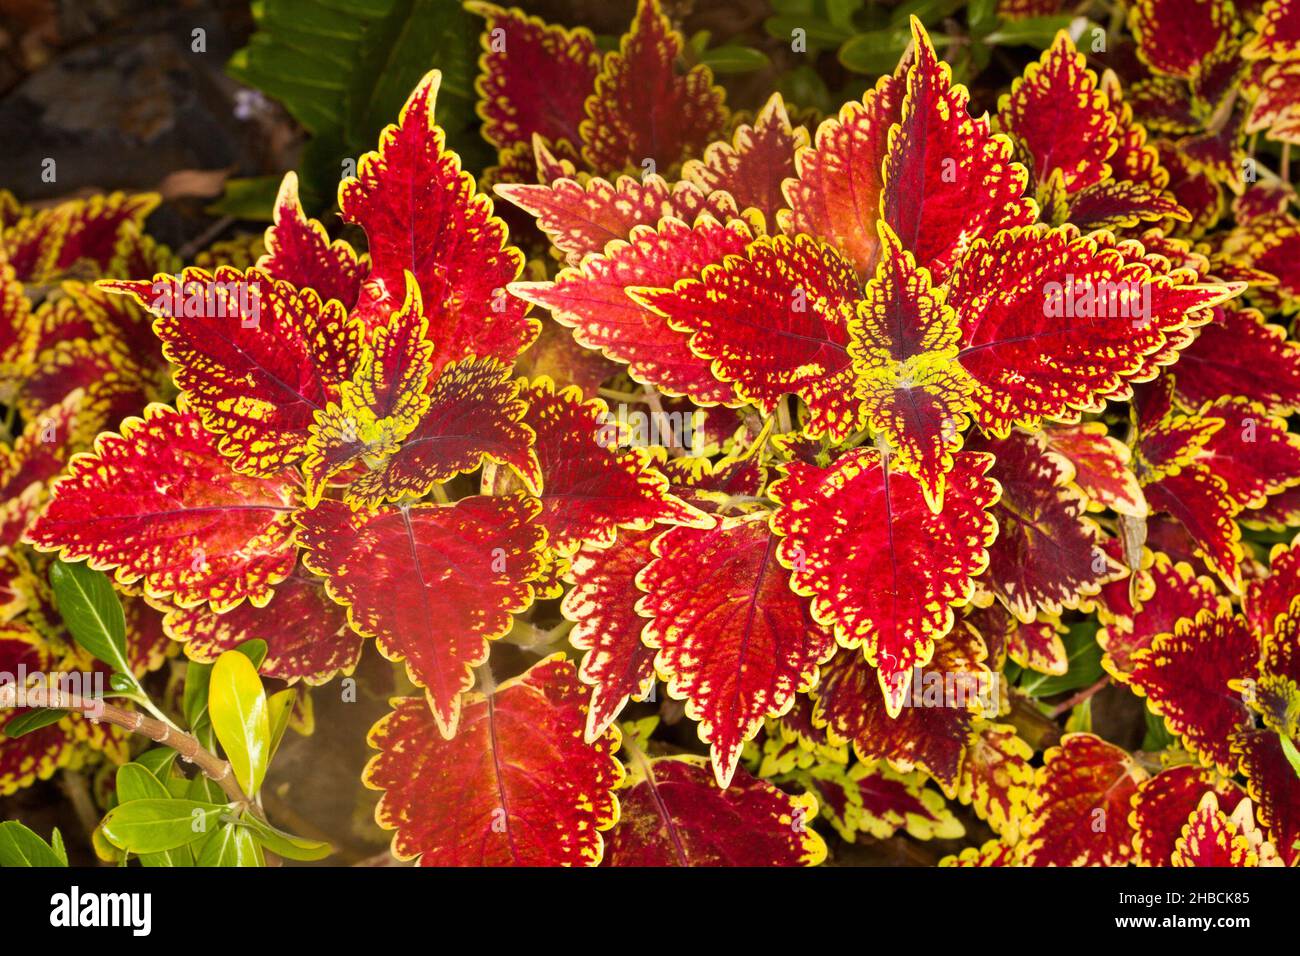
[340,71,536,365]
[1129,0,1237,79]
[1130,764,1244,866]
[3,191,158,283]
[682,93,808,226]
[772,449,998,714]
[603,753,824,866]
[799,761,962,841]
[1255,606,1300,737]
[158,564,361,686]
[257,172,362,310]
[1018,733,1147,866]
[940,838,1017,866]
[957,720,1035,839]
[497,173,740,267]
[467,2,599,153]
[342,357,540,508]
[779,74,901,277]
[637,512,836,787]
[0,622,78,795]
[297,493,545,738]
[848,226,974,509]
[758,695,847,777]
[1156,140,1226,237]
[1243,0,1300,60]
[1171,792,1282,866]
[881,20,1033,279]
[0,388,115,504]
[998,32,1116,194]
[0,247,29,374]
[1067,180,1190,230]
[973,429,1120,621]
[970,600,1070,675]
[1042,421,1147,516]
[1100,551,1230,677]
[519,378,709,555]
[1176,307,1300,415]
[632,234,861,439]
[562,528,658,742]
[102,267,364,478]
[1246,61,1300,145]
[1233,728,1300,865]
[511,217,751,404]
[365,655,621,866]
[26,403,299,611]
[947,225,1236,437]
[301,278,433,497]
[1244,533,1300,636]
[1194,398,1300,510]
[1126,608,1258,773]
[578,0,727,176]
[811,625,994,793]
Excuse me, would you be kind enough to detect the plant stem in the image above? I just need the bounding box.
[0,683,250,807]
[1048,675,1112,719]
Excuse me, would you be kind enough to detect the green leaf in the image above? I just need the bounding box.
[699,45,771,74]
[3,708,67,738]
[1281,734,1300,779]
[207,175,282,220]
[115,764,191,867]
[48,561,131,679]
[134,747,179,781]
[196,822,265,867]
[0,822,67,867]
[1018,623,1102,698]
[101,799,230,854]
[209,651,271,797]
[981,15,1087,48]
[888,0,967,28]
[838,27,912,74]
[226,0,488,212]
[267,689,297,763]
[237,815,333,861]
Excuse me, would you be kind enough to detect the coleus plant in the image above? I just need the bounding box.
[2,0,1300,868]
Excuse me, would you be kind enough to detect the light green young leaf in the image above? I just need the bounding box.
[209,651,271,797]
[101,799,230,854]
[3,708,67,738]
[237,815,333,862]
[0,822,67,867]
[196,822,265,867]
[48,561,131,679]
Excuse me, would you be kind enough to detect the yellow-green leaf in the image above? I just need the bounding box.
[209,651,271,797]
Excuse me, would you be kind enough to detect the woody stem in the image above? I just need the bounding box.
[1048,675,1112,719]
[0,683,250,807]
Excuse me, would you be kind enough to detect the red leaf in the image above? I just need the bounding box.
[778,74,901,277]
[1233,728,1300,865]
[467,2,599,153]
[971,429,1120,621]
[563,528,659,742]
[343,357,541,508]
[682,92,808,226]
[1178,308,1300,415]
[1171,793,1283,866]
[158,563,361,686]
[1129,0,1237,79]
[1018,733,1147,866]
[772,449,998,715]
[603,754,825,866]
[1131,764,1245,866]
[26,403,299,611]
[258,172,362,310]
[1041,422,1147,517]
[511,217,752,404]
[103,267,365,478]
[1127,609,1258,773]
[496,173,741,267]
[881,20,1034,279]
[998,32,1117,194]
[340,71,536,365]
[578,0,728,176]
[297,493,546,737]
[520,378,709,555]
[631,234,861,439]
[364,655,622,866]
[638,512,835,787]
[948,225,1236,437]
[1242,0,1300,61]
